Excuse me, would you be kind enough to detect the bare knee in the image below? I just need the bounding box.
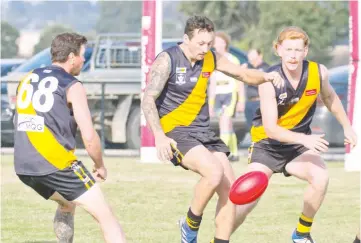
[309,170,329,192]
[204,162,224,190]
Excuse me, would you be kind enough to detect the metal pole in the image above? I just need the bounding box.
[101,83,105,151]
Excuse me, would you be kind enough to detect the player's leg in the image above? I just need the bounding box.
[232,162,273,232]
[285,150,329,242]
[45,161,126,243]
[217,94,232,150]
[221,92,238,161]
[210,151,236,242]
[49,192,76,243]
[179,145,225,242]
[17,174,76,242]
[72,183,126,243]
[232,143,280,233]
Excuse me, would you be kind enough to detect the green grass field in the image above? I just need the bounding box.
[1,155,359,243]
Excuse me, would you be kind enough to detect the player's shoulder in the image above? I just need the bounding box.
[34,65,79,89]
[162,45,179,57]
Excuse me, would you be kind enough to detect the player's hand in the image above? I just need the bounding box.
[155,132,177,161]
[92,165,107,182]
[344,127,357,149]
[300,134,329,154]
[264,71,285,89]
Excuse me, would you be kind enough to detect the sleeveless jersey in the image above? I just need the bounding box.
[155,45,216,133]
[14,65,78,175]
[251,60,322,144]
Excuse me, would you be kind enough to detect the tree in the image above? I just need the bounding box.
[33,24,73,54]
[179,1,260,41]
[95,2,142,33]
[239,1,349,65]
[178,1,349,66]
[1,21,20,58]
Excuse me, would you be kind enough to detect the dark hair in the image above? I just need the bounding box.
[184,16,214,39]
[50,33,87,63]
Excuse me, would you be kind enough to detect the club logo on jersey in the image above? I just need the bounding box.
[305,89,317,96]
[290,97,300,104]
[190,77,198,82]
[176,67,187,74]
[278,92,287,105]
[202,72,211,78]
[176,73,186,85]
[17,114,44,132]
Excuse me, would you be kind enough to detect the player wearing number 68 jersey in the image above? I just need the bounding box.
[13,33,126,243]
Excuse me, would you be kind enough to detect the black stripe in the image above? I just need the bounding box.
[299,218,313,227]
[317,63,322,91]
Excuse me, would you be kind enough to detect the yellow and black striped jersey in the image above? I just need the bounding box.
[251,60,321,144]
[14,65,78,175]
[156,45,216,133]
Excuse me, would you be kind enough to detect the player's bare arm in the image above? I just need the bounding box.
[141,52,176,161]
[259,82,329,154]
[319,64,357,148]
[142,52,171,136]
[67,82,106,180]
[215,53,284,88]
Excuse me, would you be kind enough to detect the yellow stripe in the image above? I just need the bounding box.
[301,213,313,223]
[248,143,254,164]
[79,166,94,186]
[160,51,215,133]
[16,72,77,170]
[297,224,311,234]
[251,61,320,142]
[186,217,199,229]
[73,170,90,189]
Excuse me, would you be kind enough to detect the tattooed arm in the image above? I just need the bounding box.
[142,52,171,136]
[141,52,176,161]
[215,53,284,88]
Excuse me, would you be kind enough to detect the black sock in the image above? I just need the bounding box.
[354,236,360,243]
[185,208,202,231]
[213,238,229,243]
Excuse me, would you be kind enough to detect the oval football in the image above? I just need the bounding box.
[229,171,269,205]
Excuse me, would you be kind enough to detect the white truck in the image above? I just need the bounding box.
[3,33,142,149]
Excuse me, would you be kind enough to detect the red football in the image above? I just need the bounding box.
[229,171,269,205]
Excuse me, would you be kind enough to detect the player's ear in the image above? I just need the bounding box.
[183,34,190,45]
[304,46,309,57]
[68,52,75,64]
[274,43,282,57]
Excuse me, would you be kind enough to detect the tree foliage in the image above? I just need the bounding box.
[179,1,349,65]
[33,24,73,54]
[1,21,20,58]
